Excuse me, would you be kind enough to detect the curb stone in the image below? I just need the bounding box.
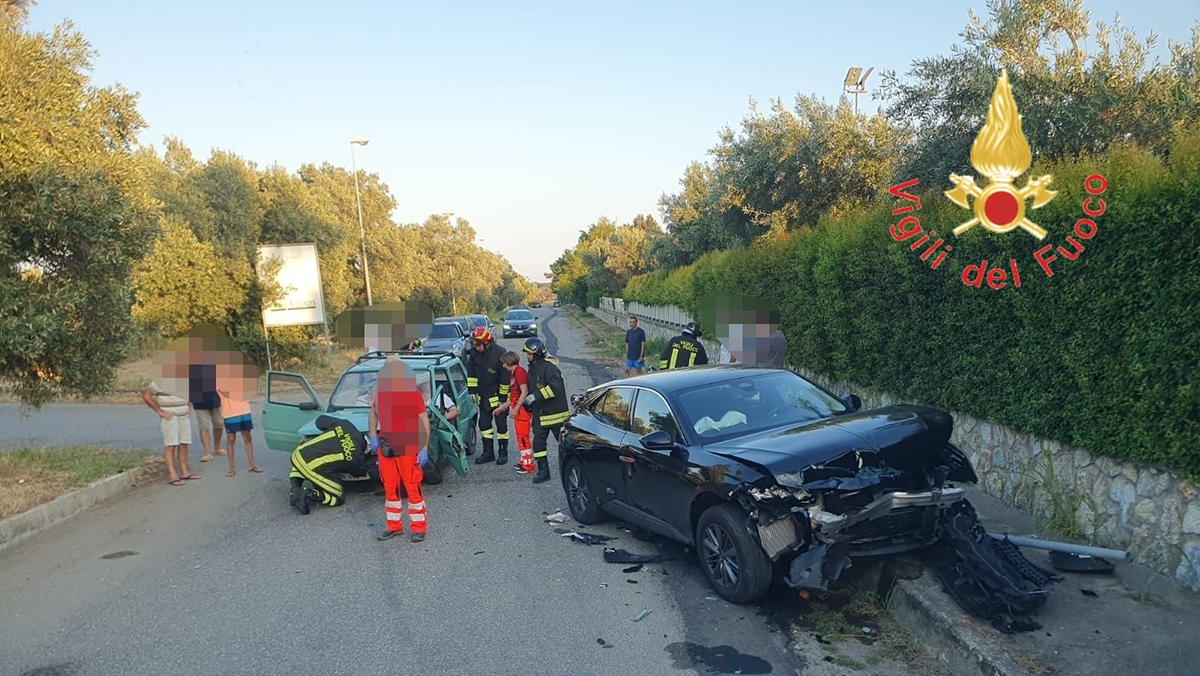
[0,463,164,553]
[887,572,1030,676]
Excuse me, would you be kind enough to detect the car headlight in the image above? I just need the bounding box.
[530,323,536,328]
[451,344,461,354]
[504,324,511,329]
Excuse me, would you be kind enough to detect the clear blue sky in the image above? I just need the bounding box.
[27,0,1197,281]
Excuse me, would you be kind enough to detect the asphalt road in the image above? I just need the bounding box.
[0,309,818,676]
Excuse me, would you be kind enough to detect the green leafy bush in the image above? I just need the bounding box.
[623,131,1200,478]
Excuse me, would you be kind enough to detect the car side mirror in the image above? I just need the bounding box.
[641,430,684,454]
[570,393,585,411]
[298,401,320,411]
[841,394,862,411]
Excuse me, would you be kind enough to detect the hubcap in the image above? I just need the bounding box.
[702,524,740,589]
[568,466,589,514]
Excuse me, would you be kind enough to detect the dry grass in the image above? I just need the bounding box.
[0,447,158,519]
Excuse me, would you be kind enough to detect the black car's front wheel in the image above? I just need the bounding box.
[695,503,772,604]
[563,457,602,524]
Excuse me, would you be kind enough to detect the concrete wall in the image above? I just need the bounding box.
[591,297,1200,589]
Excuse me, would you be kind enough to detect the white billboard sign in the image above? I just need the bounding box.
[257,243,326,327]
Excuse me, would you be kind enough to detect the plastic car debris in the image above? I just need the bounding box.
[1048,550,1116,573]
[559,530,615,545]
[1080,589,1099,598]
[545,510,570,524]
[991,534,1131,562]
[623,564,644,573]
[603,548,662,564]
[633,608,652,622]
[933,501,1051,634]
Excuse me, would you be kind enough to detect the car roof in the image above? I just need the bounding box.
[595,365,791,394]
[344,352,459,374]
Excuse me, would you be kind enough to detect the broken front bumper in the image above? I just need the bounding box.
[768,488,966,591]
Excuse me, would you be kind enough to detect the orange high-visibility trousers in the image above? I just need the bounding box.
[378,454,426,534]
[514,407,534,472]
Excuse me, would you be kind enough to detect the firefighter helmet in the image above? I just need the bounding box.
[471,327,494,345]
[682,321,702,338]
[522,337,547,359]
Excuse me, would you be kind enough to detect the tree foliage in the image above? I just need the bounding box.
[0,16,157,406]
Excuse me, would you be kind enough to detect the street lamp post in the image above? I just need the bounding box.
[843,67,874,116]
[350,138,373,306]
[442,212,456,315]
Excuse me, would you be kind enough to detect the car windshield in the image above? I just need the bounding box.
[329,365,431,410]
[469,316,488,328]
[507,311,534,321]
[428,324,460,339]
[676,371,848,440]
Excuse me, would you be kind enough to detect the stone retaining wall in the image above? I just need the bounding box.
[589,298,1200,589]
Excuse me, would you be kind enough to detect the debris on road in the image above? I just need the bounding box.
[627,579,638,584]
[473,551,485,555]
[544,510,570,524]
[705,596,719,601]
[603,548,661,564]
[633,608,652,622]
[1081,589,1099,598]
[557,530,615,545]
[622,564,643,573]
[1049,550,1116,573]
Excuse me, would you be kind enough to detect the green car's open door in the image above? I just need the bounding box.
[262,371,322,452]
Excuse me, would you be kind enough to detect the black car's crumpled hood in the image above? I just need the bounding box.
[706,405,953,485]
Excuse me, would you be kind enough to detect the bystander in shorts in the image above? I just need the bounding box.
[224,413,253,433]
[195,407,222,432]
[625,359,645,370]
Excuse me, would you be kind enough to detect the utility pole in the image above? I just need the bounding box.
[350,138,373,306]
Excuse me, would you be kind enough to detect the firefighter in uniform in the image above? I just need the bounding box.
[466,327,510,465]
[659,321,709,370]
[288,415,372,514]
[521,337,569,484]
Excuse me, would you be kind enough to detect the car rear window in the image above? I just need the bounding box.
[676,372,847,439]
[429,323,460,339]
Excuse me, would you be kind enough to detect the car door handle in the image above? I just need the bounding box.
[619,455,635,464]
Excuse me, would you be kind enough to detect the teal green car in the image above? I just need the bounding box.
[261,351,478,485]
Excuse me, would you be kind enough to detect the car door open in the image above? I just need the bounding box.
[262,371,322,452]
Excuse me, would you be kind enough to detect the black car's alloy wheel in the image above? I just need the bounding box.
[702,523,740,589]
[695,504,772,604]
[563,457,602,524]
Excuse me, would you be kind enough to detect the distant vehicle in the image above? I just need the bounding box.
[530,302,542,308]
[502,309,537,338]
[437,316,473,337]
[553,300,561,307]
[512,303,529,310]
[421,321,468,357]
[262,351,479,485]
[467,314,493,332]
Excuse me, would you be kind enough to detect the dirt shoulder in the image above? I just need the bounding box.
[0,446,160,519]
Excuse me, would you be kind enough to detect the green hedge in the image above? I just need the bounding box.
[625,129,1200,478]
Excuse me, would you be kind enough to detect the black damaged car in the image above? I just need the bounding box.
[558,366,978,603]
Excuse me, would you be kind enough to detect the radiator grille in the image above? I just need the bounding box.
[758,517,799,558]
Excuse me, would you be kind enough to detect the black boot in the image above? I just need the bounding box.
[298,480,314,515]
[475,438,495,464]
[496,441,508,466]
[532,456,551,484]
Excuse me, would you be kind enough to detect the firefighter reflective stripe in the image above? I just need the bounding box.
[307,452,349,471]
[539,385,554,399]
[466,377,479,388]
[289,467,302,480]
[540,410,570,426]
[482,428,495,439]
[291,449,343,496]
[496,430,509,440]
[533,450,548,458]
[499,384,510,396]
[488,396,501,408]
[295,430,337,452]
[658,359,669,369]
